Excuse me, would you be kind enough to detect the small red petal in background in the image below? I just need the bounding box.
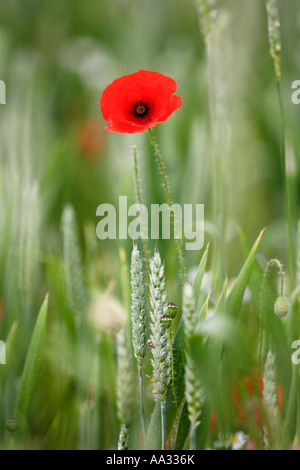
[244,375,254,395]
[258,372,264,397]
[78,120,107,159]
[244,368,263,397]
[209,409,217,431]
[277,383,284,412]
[254,405,262,428]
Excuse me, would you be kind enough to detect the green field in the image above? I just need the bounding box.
[0,0,300,450]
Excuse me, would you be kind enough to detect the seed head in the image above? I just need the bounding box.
[130,244,146,370]
[149,251,171,401]
[274,295,289,318]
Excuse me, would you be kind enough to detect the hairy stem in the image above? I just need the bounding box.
[167,330,178,410]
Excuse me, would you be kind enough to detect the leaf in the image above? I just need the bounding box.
[174,400,189,450]
[193,243,210,303]
[281,363,298,449]
[199,295,209,320]
[225,229,265,319]
[5,321,18,361]
[14,294,49,426]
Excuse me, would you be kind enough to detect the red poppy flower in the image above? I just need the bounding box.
[100,70,182,134]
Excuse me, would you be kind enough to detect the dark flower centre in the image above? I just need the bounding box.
[132,100,149,118]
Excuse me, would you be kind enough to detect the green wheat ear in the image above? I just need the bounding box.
[149,250,171,450]
[131,244,147,371]
[118,423,129,451]
[266,0,281,82]
[149,250,171,400]
[130,244,147,438]
[195,0,217,46]
[262,350,280,449]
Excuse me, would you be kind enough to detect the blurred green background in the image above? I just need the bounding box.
[0,0,299,449]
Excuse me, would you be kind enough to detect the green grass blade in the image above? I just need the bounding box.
[5,321,19,360]
[281,363,298,449]
[193,243,210,303]
[225,229,265,319]
[174,400,189,450]
[14,294,49,426]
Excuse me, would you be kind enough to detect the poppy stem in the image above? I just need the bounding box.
[148,128,185,284]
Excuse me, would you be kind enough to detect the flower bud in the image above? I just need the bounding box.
[167,302,178,319]
[274,296,289,318]
[161,314,173,329]
[5,417,19,434]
